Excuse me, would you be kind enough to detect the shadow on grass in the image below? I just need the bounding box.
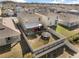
[0,44,11,55]
[59,24,79,31]
[20,35,31,57]
[65,45,76,56]
[50,26,57,30]
[41,46,64,58]
[41,45,76,58]
[27,35,37,40]
[49,46,64,58]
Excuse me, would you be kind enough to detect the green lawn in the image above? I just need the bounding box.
[56,25,78,37]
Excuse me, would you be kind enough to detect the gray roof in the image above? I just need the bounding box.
[0,17,21,39]
[58,13,79,23]
[22,22,42,30]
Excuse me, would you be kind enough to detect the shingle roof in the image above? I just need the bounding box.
[40,12,58,17]
[22,22,42,29]
[0,17,20,38]
[18,13,40,23]
[58,13,79,23]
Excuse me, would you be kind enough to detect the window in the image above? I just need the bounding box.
[39,18,41,21]
[6,37,11,43]
[48,18,49,20]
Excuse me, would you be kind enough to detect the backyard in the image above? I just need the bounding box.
[56,25,78,38]
[56,24,79,43]
[28,34,56,50]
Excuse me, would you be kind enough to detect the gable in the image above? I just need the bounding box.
[0,18,20,39]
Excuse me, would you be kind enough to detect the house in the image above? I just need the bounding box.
[35,13,58,28]
[34,7,50,13]
[67,9,79,15]
[2,9,15,17]
[17,13,67,58]
[58,13,79,28]
[0,17,21,46]
[18,13,42,35]
[15,6,25,13]
[1,0,16,10]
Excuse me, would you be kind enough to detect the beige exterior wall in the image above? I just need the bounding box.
[36,13,57,27]
[0,35,20,46]
[40,15,49,26]
[0,38,7,46]
[0,8,2,16]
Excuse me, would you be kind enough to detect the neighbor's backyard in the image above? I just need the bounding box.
[56,25,78,38]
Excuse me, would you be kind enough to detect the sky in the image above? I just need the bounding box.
[1,0,79,4]
[26,0,79,4]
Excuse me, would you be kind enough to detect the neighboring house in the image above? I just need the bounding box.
[0,17,21,46]
[2,1,16,10]
[15,6,25,13]
[67,10,79,14]
[34,7,50,13]
[18,13,42,35]
[36,13,58,27]
[2,9,15,17]
[58,13,79,28]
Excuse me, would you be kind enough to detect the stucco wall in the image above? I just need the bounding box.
[40,15,57,27]
[0,38,7,46]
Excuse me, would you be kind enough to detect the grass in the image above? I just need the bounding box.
[24,52,33,58]
[56,25,78,37]
[0,43,22,58]
[0,43,34,58]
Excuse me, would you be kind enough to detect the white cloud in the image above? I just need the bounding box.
[51,0,64,3]
[12,0,26,2]
[71,1,79,4]
[51,0,79,4]
[0,0,79,4]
